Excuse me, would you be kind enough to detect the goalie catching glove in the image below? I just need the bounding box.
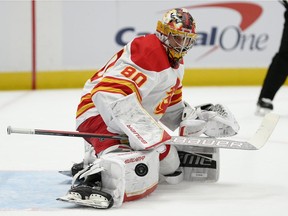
[179,102,240,138]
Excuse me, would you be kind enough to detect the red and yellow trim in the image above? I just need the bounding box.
[169,86,182,106]
[123,182,158,202]
[76,93,95,118]
[91,76,142,102]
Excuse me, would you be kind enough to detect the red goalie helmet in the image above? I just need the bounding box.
[156,8,197,62]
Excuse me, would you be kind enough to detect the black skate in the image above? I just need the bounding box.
[59,161,84,177]
[256,98,273,116]
[57,185,114,209]
[57,173,114,209]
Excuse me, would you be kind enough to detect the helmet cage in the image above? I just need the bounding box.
[156,20,197,60]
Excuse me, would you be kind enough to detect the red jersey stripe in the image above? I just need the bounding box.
[91,76,142,101]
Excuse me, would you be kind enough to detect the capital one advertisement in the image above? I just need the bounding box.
[62,1,284,69]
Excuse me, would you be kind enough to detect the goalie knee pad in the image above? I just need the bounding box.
[75,149,160,208]
[159,145,180,175]
[177,146,220,182]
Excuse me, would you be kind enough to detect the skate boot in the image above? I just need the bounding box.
[71,161,84,176]
[58,161,84,177]
[57,173,114,209]
[256,98,273,116]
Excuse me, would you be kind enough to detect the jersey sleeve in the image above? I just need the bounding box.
[160,102,185,131]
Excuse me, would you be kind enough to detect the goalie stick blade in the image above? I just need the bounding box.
[165,113,279,150]
[247,112,280,149]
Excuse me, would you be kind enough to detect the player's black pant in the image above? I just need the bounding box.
[258,10,288,100]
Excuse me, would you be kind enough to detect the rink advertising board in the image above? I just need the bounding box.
[0,0,287,89]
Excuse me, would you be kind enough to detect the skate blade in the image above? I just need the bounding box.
[57,195,111,209]
[58,170,72,177]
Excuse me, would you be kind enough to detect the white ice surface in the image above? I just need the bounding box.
[0,87,287,216]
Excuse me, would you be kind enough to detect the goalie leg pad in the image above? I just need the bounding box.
[177,146,220,182]
[159,145,180,176]
[83,140,97,166]
[101,150,159,205]
[83,149,160,207]
[59,150,160,208]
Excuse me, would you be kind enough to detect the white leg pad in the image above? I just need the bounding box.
[176,146,220,182]
[81,149,160,207]
[159,145,180,175]
[83,141,97,167]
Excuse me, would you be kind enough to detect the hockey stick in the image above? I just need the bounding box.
[7,113,279,150]
[167,113,279,150]
[6,126,128,141]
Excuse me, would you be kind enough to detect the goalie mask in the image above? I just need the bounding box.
[156,8,197,63]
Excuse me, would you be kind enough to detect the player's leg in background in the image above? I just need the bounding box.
[256,0,288,115]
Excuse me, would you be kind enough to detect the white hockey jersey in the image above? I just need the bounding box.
[76,34,185,134]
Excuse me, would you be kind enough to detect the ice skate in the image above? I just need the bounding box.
[256,98,273,116]
[57,173,114,209]
[59,161,84,177]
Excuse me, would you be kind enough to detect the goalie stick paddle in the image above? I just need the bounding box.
[6,113,279,150]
